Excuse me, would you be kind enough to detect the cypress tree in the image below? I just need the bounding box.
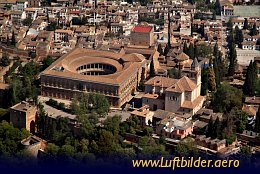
[213,43,219,58]
[194,44,199,58]
[215,0,221,15]
[208,65,217,92]
[255,107,260,133]
[228,32,237,77]
[164,44,170,56]
[243,60,257,96]
[212,117,222,139]
[6,35,10,46]
[183,42,188,54]
[11,31,16,46]
[206,116,214,137]
[188,43,194,59]
[243,18,249,30]
[213,58,220,87]
[234,26,243,45]
[250,23,258,36]
[157,44,163,56]
[227,18,233,31]
[201,65,208,96]
[212,11,216,20]
[150,59,156,77]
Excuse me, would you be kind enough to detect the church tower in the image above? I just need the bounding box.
[190,58,201,91]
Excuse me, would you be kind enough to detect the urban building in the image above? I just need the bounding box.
[195,135,226,152]
[142,58,204,115]
[156,117,194,140]
[10,101,37,133]
[130,105,154,127]
[40,48,148,107]
[130,24,154,47]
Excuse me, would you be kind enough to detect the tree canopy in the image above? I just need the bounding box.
[70,93,110,116]
[0,121,29,155]
[22,18,33,26]
[0,54,11,67]
[243,60,257,96]
[213,82,242,113]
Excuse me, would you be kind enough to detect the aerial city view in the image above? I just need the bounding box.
[0,0,260,173]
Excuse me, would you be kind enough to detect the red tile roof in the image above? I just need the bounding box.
[132,26,152,33]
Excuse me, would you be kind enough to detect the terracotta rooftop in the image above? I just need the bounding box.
[181,96,205,109]
[245,96,260,105]
[176,52,189,61]
[132,25,152,33]
[41,48,146,86]
[145,76,178,88]
[242,104,259,117]
[165,76,197,93]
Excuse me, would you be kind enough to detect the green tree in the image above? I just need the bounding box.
[168,68,181,79]
[96,130,115,154]
[228,33,237,76]
[159,135,166,145]
[104,115,121,136]
[163,44,170,56]
[11,31,16,46]
[250,23,258,36]
[59,144,76,158]
[201,66,208,96]
[212,117,222,139]
[227,18,233,31]
[20,61,41,79]
[231,108,248,133]
[256,79,260,95]
[255,107,260,133]
[46,22,57,31]
[138,67,146,91]
[0,54,11,67]
[183,42,188,55]
[194,44,199,58]
[212,11,216,20]
[213,82,242,113]
[10,76,23,105]
[0,121,29,155]
[208,66,216,91]
[175,138,198,157]
[234,26,243,45]
[243,60,257,96]
[42,56,54,70]
[226,134,236,145]
[22,17,33,26]
[6,35,10,46]
[188,43,194,59]
[79,139,89,153]
[45,143,60,156]
[243,18,248,30]
[149,58,156,77]
[70,93,110,116]
[157,44,163,56]
[213,43,219,58]
[80,118,96,139]
[143,127,153,136]
[206,116,214,137]
[214,51,226,87]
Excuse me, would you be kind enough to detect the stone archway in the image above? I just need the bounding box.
[30,120,35,133]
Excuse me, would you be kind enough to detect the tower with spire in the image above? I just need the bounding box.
[190,58,201,93]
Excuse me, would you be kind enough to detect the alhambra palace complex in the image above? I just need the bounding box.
[40,24,205,115]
